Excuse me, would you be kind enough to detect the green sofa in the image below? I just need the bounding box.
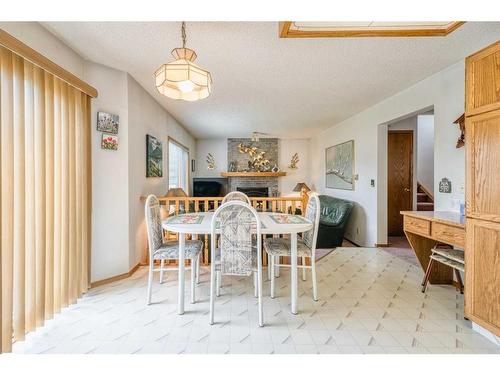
[316,195,354,248]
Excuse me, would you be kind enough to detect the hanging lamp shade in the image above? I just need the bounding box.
[155,46,212,101]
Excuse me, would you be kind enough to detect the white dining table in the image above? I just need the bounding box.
[162,211,313,315]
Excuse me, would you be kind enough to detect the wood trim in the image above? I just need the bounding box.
[417,182,434,202]
[279,22,465,38]
[221,171,286,177]
[375,243,390,247]
[0,29,98,98]
[90,263,140,288]
[279,22,292,38]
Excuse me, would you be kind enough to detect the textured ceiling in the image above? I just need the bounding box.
[43,22,500,139]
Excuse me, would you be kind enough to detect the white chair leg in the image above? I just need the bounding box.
[257,265,264,327]
[302,257,306,281]
[209,263,216,325]
[159,259,165,284]
[275,256,280,277]
[216,271,221,297]
[270,255,275,299]
[253,271,258,298]
[190,259,196,304]
[267,254,271,280]
[311,259,318,301]
[196,253,200,284]
[147,260,154,305]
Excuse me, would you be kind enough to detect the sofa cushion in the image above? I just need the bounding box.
[318,195,354,226]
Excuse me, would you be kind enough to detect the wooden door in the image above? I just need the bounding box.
[465,218,500,336]
[387,131,413,236]
[465,41,500,116]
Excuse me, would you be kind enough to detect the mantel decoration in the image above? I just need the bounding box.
[237,142,271,172]
[206,153,216,170]
[146,134,163,177]
[288,153,299,169]
[155,22,212,101]
[453,113,465,148]
[326,140,355,190]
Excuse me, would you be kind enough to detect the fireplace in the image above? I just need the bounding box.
[237,187,269,197]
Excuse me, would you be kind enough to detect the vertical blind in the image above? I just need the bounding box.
[0,45,92,353]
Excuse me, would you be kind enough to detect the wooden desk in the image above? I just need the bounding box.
[400,211,465,285]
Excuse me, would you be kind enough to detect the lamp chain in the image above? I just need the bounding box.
[181,21,187,48]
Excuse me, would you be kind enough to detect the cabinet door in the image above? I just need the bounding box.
[466,109,500,222]
[465,218,500,336]
[465,41,500,116]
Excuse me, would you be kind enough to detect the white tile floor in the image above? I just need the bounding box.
[12,247,500,354]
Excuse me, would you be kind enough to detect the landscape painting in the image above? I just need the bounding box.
[146,134,163,177]
[97,111,119,134]
[326,140,354,190]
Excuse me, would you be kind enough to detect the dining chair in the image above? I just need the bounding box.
[210,201,264,327]
[264,192,321,301]
[144,194,203,305]
[222,191,251,205]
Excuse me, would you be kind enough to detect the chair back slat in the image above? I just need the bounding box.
[222,191,251,205]
[145,195,163,254]
[302,193,321,251]
[212,202,261,276]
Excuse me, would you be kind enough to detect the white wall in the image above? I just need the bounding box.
[195,138,311,196]
[417,115,435,193]
[84,62,130,282]
[127,75,196,268]
[195,139,228,178]
[311,62,465,247]
[0,22,84,78]
[278,139,311,196]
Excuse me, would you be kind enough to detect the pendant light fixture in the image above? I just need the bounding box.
[155,22,212,101]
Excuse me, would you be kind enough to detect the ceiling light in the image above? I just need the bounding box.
[155,22,212,101]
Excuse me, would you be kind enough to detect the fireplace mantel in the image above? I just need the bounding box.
[221,172,286,177]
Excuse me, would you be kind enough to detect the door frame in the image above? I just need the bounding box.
[387,130,414,236]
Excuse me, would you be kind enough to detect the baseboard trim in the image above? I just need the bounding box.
[90,263,141,288]
[344,238,361,247]
[375,243,390,247]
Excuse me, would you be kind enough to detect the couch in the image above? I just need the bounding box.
[316,195,354,248]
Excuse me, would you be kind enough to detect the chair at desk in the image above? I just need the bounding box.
[421,244,464,294]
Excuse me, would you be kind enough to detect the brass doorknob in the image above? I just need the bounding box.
[404,188,410,192]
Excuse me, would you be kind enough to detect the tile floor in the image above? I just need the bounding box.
[12,247,500,354]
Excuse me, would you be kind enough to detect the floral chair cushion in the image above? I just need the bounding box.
[263,237,312,257]
[153,240,203,260]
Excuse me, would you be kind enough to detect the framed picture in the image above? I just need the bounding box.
[101,134,118,151]
[325,140,355,190]
[146,134,163,177]
[97,111,119,134]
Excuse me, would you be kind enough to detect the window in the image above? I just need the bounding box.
[168,138,189,193]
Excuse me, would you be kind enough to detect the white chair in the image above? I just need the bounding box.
[145,194,203,305]
[222,191,251,205]
[210,201,264,327]
[264,192,321,301]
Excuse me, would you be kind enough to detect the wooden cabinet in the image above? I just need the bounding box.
[465,218,500,335]
[465,109,500,222]
[465,41,500,116]
[465,40,500,337]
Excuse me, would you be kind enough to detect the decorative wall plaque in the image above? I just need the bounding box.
[439,178,452,193]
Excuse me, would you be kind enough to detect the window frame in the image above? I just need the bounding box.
[167,136,190,195]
